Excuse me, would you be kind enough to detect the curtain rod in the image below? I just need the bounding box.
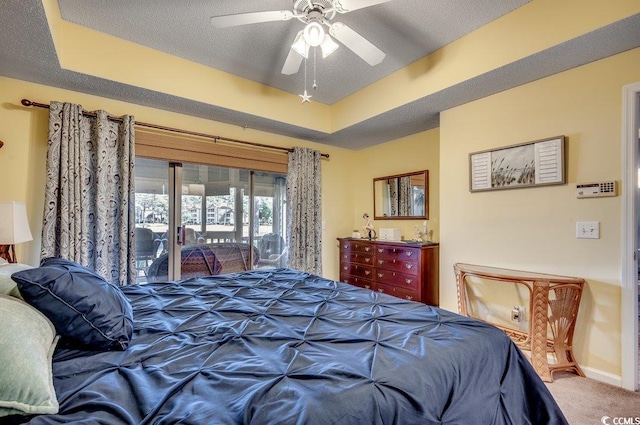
[20,99,329,158]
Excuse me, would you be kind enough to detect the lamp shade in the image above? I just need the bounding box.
[0,201,33,244]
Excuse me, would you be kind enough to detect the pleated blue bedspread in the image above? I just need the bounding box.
[20,268,566,424]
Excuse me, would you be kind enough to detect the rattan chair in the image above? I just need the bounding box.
[146,243,260,282]
[147,245,222,283]
[206,243,260,274]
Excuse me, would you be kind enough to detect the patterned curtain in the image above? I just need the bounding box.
[388,178,399,216]
[398,176,412,216]
[287,147,322,275]
[42,101,136,285]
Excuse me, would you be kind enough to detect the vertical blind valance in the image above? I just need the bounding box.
[136,130,288,174]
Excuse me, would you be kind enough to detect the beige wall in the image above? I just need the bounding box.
[349,129,440,244]
[0,76,356,277]
[439,47,640,377]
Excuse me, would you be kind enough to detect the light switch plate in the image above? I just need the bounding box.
[576,221,599,239]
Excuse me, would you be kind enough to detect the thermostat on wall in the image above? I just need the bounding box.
[576,181,616,198]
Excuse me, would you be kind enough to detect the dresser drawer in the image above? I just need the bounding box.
[375,282,419,302]
[374,245,420,261]
[341,263,374,279]
[341,275,374,290]
[373,270,418,288]
[344,241,375,255]
[341,251,374,266]
[375,258,419,275]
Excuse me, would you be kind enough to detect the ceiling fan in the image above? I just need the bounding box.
[211,0,394,75]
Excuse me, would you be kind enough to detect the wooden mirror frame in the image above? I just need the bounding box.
[373,170,428,220]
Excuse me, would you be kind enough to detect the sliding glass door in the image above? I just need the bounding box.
[134,158,169,283]
[252,173,288,269]
[134,158,287,283]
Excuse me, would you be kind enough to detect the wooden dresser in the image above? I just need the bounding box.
[337,238,439,306]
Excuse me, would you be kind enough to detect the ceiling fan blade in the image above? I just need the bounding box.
[211,10,292,28]
[281,47,304,75]
[334,0,394,13]
[329,22,385,66]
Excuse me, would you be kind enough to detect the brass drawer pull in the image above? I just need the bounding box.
[378,288,384,293]
[365,258,371,263]
[364,270,371,275]
[405,295,413,300]
[377,273,384,278]
[364,285,371,289]
[365,246,371,252]
[405,279,413,284]
[405,251,414,257]
[405,264,413,270]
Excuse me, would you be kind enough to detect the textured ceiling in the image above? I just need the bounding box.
[56,0,530,105]
[1,1,639,149]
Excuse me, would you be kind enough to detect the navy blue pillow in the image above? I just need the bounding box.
[11,257,134,350]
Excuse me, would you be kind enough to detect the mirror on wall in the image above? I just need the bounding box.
[373,170,428,220]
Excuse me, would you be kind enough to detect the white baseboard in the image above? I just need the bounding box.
[581,365,623,387]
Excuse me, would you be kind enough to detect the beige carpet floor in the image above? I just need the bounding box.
[546,372,640,424]
[543,293,640,423]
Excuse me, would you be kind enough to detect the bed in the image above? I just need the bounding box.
[2,261,567,424]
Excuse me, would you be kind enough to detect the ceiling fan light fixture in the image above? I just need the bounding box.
[303,21,325,47]
[291,30,309,58]
[320,34,339,58]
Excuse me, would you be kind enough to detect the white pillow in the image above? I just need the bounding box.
[0,263,33,299]
[0,294,59,416]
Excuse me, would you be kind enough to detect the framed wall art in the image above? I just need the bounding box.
[469,136,565,192]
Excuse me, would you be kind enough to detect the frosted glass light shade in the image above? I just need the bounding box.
[0,201,33,244]
[303,21,325,47]
[291,31,309,58]
[320,34,339,58]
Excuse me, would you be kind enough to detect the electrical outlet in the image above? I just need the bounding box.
[576,221,599,239]
[511,306,526,322]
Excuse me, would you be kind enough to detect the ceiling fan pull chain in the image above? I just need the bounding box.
[313,47,318,90]
[299,55,312,103]
[304,54,308,91]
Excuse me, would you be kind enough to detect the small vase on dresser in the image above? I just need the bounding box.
[337,238,439,306]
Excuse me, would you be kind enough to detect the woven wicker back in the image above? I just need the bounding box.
[206,243,259,274]
[147,245,222,282]
[147,243,259,282]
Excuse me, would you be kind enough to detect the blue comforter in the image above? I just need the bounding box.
[16,268,566,424]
